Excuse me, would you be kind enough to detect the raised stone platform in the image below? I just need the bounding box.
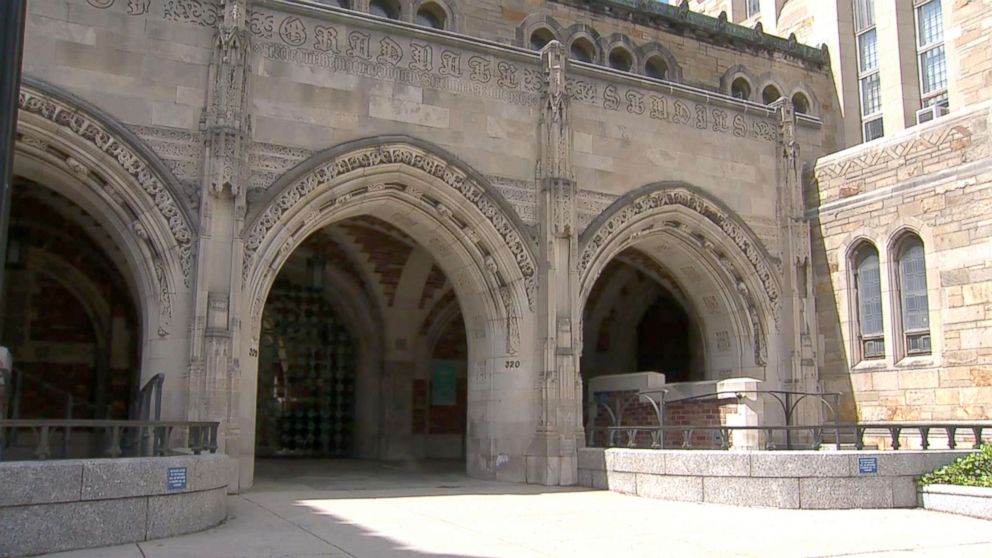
[922,484,992,520]
[578,447,971,509]
[0,454,231,557]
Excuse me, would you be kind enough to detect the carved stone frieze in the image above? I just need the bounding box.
[580,187,780,313]
[243,143,537,309]
[18,86,196,286]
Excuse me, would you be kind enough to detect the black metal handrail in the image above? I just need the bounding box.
[0,419,219,461]
[586,422,992,451]
[585,388,843,449]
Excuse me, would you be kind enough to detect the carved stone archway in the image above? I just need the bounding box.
[579,183,782,374]
[237,137,539,487]
[13,78,197,398]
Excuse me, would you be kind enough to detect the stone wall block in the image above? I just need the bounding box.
[664,451,750,476]
[749,452,848,478]
[635,474,703,502]
[0,461,83,506]
[798,477,893,509]
[0,498,147,557]
[146,487,227,540]
[703,477,800,508]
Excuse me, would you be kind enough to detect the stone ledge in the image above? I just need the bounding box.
[922,484,992,520]
[0,455,230,557]
[577,448,972,509]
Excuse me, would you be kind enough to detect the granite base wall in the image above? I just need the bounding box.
[0,454,231,557]
[578,448,971,509]
[922,484,992,520]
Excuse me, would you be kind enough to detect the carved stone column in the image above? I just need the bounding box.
[187,0,252,471]
[773,100,819,418]
[526,41,582,486]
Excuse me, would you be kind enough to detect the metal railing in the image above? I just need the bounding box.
[586,388,842,450]
[4,366,101,421]
[586,422,992,451]
[0,420,219,461]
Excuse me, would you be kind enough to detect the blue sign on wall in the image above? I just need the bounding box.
[858,457,878,475]
[167,467,188,491]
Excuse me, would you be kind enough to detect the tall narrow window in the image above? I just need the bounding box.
[915,0,948,109]
[854,0,883,142]
[897,236,932,355]
[854,244,885,360]
[746,0,761,19]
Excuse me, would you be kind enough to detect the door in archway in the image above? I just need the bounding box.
[255,278,356,457]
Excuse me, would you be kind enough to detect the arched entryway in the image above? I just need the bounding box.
[238,138,537,488]
[581,250,705,385]
[252,216,471,462]
[578,184,782,445]
[7,79,195,422]
[1,183,140,420]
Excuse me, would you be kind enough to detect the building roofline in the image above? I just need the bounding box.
[549,0,829,68]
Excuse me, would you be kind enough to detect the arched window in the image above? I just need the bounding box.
[645,56,668,80]
[369,0,400,19]
[762,84,782,104]
[731,77,751,100]
[854,244,885,360]
[416,2,447,29]
[608,47,633,72]
[570,38,595,63]
[896,236,931,355]
[530,28,555,50]
[792,92,811,114]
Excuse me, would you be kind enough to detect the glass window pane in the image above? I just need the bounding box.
[864,118,884,141]
[917,0,944,47]
[861,73,881,116]
[854,0,876,32]
[857,249,883,336]
[747,0,761,18]
[920,45,948,94]
[900,240,930,332]
[858,29,878,73]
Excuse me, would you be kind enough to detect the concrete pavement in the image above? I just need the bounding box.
[45,459,992,558]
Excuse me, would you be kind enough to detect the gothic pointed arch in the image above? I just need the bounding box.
[14,77,197,343]
[579,183,781,370]
[242,136,538,357]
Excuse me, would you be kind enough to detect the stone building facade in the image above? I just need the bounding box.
[2,0,987,490]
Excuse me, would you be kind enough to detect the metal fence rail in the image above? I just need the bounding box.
[586,422,992,451]
[0,419,219,461]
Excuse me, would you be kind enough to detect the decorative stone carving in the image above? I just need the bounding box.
[17,86,195,286]
[243,143,538,309]
[580,187,780,313]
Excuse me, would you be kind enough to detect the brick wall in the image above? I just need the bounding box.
[590,389,737,449]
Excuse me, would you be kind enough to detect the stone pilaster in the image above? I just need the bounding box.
[773,99,819,417]
[187,0,252,464]
[526,41,582,486]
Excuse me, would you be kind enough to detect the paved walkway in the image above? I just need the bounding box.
[48,460,992,558]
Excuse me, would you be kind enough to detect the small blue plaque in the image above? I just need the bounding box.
[858,457,878,475]
[167,467,188,491]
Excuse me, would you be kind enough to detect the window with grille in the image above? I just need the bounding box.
[897,237,932,355]
[915,0,948,109]
[854,0,883,141]
[854,245,885,360]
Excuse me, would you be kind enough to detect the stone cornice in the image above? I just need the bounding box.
[550,0,828,67]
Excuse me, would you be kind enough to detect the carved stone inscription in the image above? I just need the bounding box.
[248,10,779,140]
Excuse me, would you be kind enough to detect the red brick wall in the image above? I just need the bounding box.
[590,389,737,449]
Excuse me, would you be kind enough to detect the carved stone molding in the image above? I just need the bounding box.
[580,185,781,315]
[243,141,538,309]
[17,83,196,286]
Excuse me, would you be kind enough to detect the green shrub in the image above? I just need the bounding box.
[918,444,992,488]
